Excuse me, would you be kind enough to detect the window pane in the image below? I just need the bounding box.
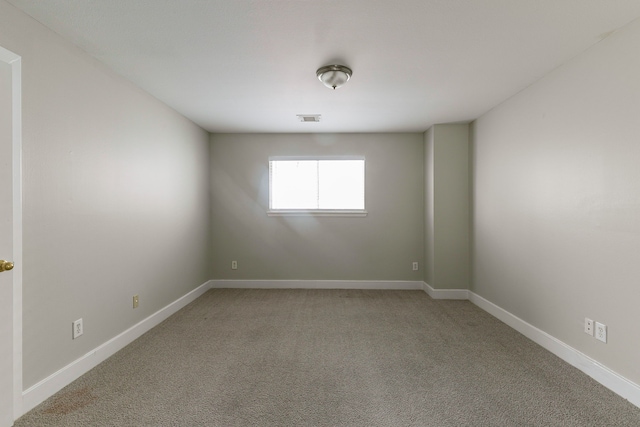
[318,160,365,209]
[270,160,318,209]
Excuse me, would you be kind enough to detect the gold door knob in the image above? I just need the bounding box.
[0,260,14,272]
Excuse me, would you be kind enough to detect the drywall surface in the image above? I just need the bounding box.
[471,18,640,384]
[210,133,424,281]
[433,125,470,289]
[0,1,211,389]
[424,128,435,286]
[424,124,470,289]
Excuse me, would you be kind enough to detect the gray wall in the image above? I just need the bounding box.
[0,1,211,388]
[424,124,470,289]
[424,128,435,286]
[472,18,640,384]
[210,133,424,281]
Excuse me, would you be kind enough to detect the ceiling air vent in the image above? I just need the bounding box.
[297,114,321,122]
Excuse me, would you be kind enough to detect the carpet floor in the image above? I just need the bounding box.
[15,289,640,426]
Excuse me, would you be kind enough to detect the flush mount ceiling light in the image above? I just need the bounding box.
[316,65,352,90]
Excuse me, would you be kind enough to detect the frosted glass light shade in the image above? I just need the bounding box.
[316,65,352,90]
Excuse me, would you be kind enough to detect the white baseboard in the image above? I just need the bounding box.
[21,280,213,415]
[467,291,640,409]
[210,280,424,290]
[422,282,470,299]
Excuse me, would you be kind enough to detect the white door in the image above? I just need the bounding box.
[0,46,21,427]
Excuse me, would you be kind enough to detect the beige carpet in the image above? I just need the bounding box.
[15,289,640,426]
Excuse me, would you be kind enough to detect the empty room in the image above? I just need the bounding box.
[1,1,640,426]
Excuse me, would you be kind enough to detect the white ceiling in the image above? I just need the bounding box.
[7,0,640,133]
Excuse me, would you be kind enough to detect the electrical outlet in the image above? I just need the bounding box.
[595,322,607,343]
[133,295,139,309]
[231,260,238,270]
[584,318,594,336]
[72,318,83,339]
[412,262,419,271]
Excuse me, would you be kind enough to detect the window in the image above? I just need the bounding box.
[268,157,366,216]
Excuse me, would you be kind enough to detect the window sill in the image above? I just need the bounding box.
[267,210,368,217]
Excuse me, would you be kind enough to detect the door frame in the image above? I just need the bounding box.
[0,45,23,423]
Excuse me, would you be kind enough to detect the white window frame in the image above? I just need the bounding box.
[267,156,367,217]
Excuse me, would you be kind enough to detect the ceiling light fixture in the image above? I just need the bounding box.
[316,65,352,90]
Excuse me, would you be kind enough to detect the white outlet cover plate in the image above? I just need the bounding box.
[72,319,83,339]
[595,321,607,343]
